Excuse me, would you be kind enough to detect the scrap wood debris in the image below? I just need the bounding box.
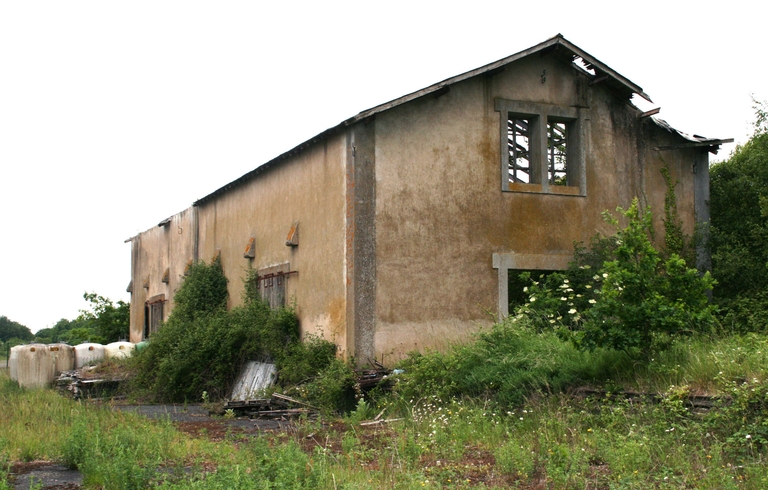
[224,393,316,419]
[224,362,397,419]
[55,366,129,400]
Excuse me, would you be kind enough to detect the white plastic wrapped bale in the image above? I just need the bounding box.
[48,343,75,374]
[74,343,105,368]
[104,342,135,359]
[15,344,57,388]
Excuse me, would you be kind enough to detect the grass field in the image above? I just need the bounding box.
[2,332,768,489]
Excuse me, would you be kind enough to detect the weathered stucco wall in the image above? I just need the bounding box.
[192,135,348,350]
[128,208,195,342]
[371,53,700,360]
[129,46,708,365]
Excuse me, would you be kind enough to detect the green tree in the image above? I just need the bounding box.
[33,293,126,344]
[78,293,129,342]
[0,316,33,343]
[34,317,105,344]
[710,99,768,331]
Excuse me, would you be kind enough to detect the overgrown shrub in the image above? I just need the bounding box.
[130,259,358,413]
[395,318,629,406]
[519,199,715,357]
[710,102,768,332]
[277,335,337,387]
[299,358,358,414]
[131,259,299,401]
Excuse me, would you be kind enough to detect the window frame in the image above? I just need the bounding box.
[495,99,587,196]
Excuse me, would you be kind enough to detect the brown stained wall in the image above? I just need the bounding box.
[128,49,704,364]
[129,208,195,342]
[372,54,698,360]
[194,135,348,351]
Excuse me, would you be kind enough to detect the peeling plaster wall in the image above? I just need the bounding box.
[371,54,699,360]
[196,135,348,350]
[129,52,703,364]
[129,135,348,351]
[128,208,195,342]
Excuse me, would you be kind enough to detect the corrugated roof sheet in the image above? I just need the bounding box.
[229,361,277,402]
[652,117,733,153]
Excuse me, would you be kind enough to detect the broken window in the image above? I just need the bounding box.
[253,263,293,310]
[144,294,166,339]
[507,117,532,183]
[547,120,568,186]
[258,274,285,309]
[495,99,585,194]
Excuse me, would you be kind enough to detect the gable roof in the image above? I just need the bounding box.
[193,35,652,206]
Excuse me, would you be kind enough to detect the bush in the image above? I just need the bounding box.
[395,318,629,406]
[277,335,337,387]
[302,358,358,414]
[710,106,768,332]
[520,199,715,357]
[131,259,299,401]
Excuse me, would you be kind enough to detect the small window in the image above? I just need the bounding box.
[253,263,292,309]
[547,120,568,186]
[507,117,532,183]
[144,298,165,339]
[260,275,285,309]
[496,99,585,195]
[150,302,164,334]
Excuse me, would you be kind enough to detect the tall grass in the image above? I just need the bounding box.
[2,330,768,488]
[395,318,768,405]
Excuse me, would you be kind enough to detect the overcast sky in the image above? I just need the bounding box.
[1,1,765,333]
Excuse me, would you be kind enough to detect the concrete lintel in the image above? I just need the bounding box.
[492,252,572,321]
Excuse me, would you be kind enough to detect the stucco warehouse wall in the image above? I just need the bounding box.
[129,208,196,342]
[371,53,699,360]
[128,43,709,365]
[194,135,349,352]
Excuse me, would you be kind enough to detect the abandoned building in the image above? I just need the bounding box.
[126,34,730,364]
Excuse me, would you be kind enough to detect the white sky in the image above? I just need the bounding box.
[0,1,765,333]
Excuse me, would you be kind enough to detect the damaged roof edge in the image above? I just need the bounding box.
[652,117,733,154]
[194,34,651,207]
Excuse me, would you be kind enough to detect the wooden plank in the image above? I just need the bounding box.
[640,108,661,118]
[271,393,319,410]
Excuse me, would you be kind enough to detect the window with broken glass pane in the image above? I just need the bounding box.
[507,117,532,183]
[547,121,568,185]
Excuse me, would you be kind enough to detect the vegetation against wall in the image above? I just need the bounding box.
[513,199,714,357]
[132,258,295,401]
[130,258,356,411]
[710,99,768,332]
